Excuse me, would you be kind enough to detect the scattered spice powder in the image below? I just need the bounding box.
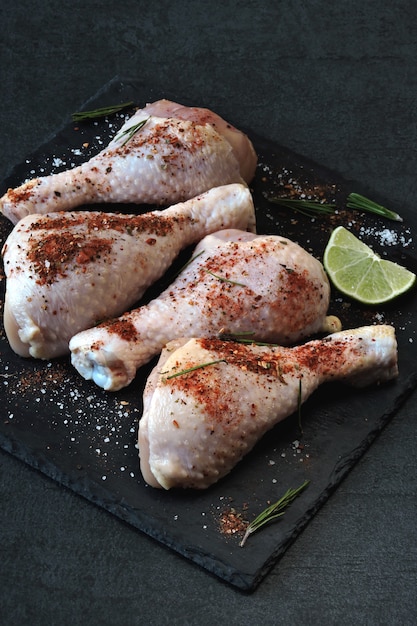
[13,362,68,393]
[218,507,248,538]
[98,316,139,342]
[27,210,188,237]
[14,210,193,287]
[27,232,113,285]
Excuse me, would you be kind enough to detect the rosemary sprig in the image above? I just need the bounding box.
[71,101,134,122]
[218,330,255,341]
[204,269,246,287]
[240,479,309,547]
[168,250,206,282]
[264,194,334,218]
[218,331,278,347]
[114,117,149,146]
[346,192,403,222]
[264,191,403,222]
[163,359,227,380]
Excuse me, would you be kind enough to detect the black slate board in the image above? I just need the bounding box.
[1,77,416,591]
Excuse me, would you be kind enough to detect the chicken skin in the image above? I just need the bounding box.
[70,229,340,391]
[139,325,398,490]
[0,100,257,225]
[2,184,255,359]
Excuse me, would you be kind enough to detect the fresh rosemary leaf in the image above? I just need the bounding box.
[71,101,134,121]
[217,331,278,347]
[163,359,227,380]
[263,194,335,217]
[240,479,309,547]
[114,117,150,146]
[264,191,403,222]
[346,192,403,222]
[204,269,246,287]
[177,250,205,274]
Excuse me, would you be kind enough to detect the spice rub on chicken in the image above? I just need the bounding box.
[0,99,258,224]
[139,325,398,490]
[70,229,341,391]
[2,184,255,359]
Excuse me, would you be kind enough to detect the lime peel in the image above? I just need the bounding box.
[323,226,416,305]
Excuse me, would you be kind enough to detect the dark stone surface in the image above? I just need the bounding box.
[1,2,417,623]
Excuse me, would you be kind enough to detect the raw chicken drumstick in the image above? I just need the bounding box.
[70,229,340,391]
[0,99,258,225]
[139,325,398,489]
[2,184,255,359]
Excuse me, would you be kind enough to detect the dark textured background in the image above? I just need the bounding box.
[1,1,416,624]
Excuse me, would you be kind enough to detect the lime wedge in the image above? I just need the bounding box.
[323,226,416,304]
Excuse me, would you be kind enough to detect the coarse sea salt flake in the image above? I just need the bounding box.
[52,157,65,168]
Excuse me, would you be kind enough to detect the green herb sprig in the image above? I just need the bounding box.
[264,191,403,222]
[217,330,278,347]
[71,101,134,122]
[176,250,205,276]
[163,359,227,380]
[346,192,402,222]
[240,479,310,547]
[114,117,150,146]
[218,330,255,341]
[204,269,246,287]
[264,195,335,218]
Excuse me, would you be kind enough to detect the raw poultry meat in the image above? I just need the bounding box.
[0,99,258,224]
[2,184,255,359]
[70,229,340,391]
[138,325,398,489]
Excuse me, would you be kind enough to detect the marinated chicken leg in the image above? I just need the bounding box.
[139,325,398,489]
[2,184,255,359]
[0,100,257,224]
[70,229,339,391]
